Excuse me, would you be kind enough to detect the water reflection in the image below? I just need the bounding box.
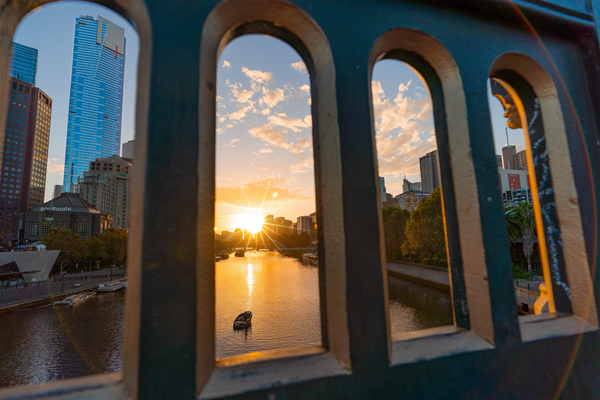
[0,252,453,387]
[216,251,321,358]
[0,292,124,387]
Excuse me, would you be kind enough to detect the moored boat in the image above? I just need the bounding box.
[53,292,96,307]
[233,311,252,329]
[234,250,245,257]
[97,282,127,292]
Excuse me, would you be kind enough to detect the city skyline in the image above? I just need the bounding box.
[10,2,524,231]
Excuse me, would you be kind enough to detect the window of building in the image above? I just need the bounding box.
[28,221,39,238]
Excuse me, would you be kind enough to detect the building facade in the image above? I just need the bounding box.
[498,167,531,204]
[496,154,503,168]
[419,150,440,193]
[77,155,132,230]
[15,192,111,243]
[402,177,421,192]
[62,15,126,192]
[1,77,52,234]
[502,144,517,169]
[53,184,63,199]
[395,190,430,211]
[515,149,528,170]
[122,139,134,160]
[10,43,38,86]
[297,216,312,235]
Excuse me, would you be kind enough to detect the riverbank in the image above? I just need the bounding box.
[0,268,126,314]
[387,261,450,290]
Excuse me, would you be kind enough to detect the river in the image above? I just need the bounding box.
[0,251,452,387]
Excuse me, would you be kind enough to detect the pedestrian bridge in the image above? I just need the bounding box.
[1,0,599,399]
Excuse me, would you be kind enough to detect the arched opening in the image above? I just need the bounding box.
[488,53,597,326]
[214,34,320,359]
[0,1,140,387]
[371,59,454,336]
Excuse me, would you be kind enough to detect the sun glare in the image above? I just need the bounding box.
[234,212,264,234]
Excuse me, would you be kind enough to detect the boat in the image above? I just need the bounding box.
[219,253,229,260]
[53,292,96,307]
[234,250,245,257]
[233,311,252,329]
[97,282,127,292]
[302,253,319,267]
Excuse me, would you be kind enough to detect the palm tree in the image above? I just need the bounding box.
[504,201,536,274]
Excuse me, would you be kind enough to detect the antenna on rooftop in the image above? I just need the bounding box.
[505,127,510,146]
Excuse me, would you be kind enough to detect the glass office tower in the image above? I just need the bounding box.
[10,43,38,85]
[62,15,126,193]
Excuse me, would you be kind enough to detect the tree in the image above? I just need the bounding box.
[85,234,106,269]
[41,228,87,274]
[100,228,128,267]
[505,201,536,274]
[382,206,410,260]
[402,188,447,266]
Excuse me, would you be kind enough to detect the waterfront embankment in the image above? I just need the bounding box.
[0,268,126,314]
[387,261,450,290]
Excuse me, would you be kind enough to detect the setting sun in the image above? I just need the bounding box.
[234,212,264,234]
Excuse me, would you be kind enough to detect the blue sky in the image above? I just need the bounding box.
[11,2,523,230]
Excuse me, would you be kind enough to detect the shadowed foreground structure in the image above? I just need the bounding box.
[0,0,599,399]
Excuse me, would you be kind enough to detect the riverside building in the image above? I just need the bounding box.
[62,15,126,192]
[77,155,132,230]
[15,192,111,243]
[419,150,440,193]
[1,77,52,234]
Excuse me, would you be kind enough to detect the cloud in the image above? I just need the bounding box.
[259,148,273,154]
[242,67,273,90]
[249,125,288,148]
[371,79,435,180]
[229,83,254,103]
[47,158,64,173]
[261,166,278,170]
[222,138,239,148]
[217,176,308,209]
[227,103,254,121]
[291,61,307,75]
[268,113,309,132]
[260,87,285,108]
[288,137,311,154]
[222,60,231,69]
[290,158,314,174]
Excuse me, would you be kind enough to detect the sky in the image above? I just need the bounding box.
[10,2,522,232]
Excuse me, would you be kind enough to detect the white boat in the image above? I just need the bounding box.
[53,292,96,307]
[97,282,127,292]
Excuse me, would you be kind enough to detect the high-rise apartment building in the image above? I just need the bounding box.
[77,155,132,230]
[1,78,52,233]
[496,155,503,168]
[515,150,528,171]
[379,176,386,201]
[63,15,126,192]
[122,139,134,160]
[502,145,517,170]
[419,150,440,193]
[10,43,38,86]
[53,185,63,199]
[297,216,312,235]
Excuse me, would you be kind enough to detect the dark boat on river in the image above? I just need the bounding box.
[234,250,245,257]
[233,311,252,330]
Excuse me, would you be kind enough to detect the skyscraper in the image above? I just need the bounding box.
[1,77,52,233]
[10,43,38,86]
[419,150,440,193]
[502,145,517,170]
[62,15,126,192]
[515,149,528,171]
[122,139,134,160]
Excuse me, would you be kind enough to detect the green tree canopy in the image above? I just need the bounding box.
[401,188,447,266]
[505,201,536,273]
[41,228,87,273]
[382,206,411,260]
[85,234,106,262]
[100,228,128,266]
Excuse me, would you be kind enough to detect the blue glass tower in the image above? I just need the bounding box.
[63,15,126,192]
[10,43,38,85]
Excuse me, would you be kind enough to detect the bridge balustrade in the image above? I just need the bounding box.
[0,0,599,399]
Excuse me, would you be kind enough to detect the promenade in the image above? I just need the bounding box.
[0,267,126,313]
